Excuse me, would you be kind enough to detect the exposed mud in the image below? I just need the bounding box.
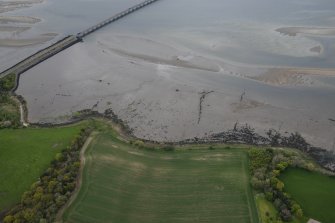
[15,34,335,154]
[0,0,43,13]
[276,27,335,37]
[181,123,335,172]
[0,16,41,24]
[28,107,335,173]
[0,33,57,47]
[248,68,335,87]
[3,0,334,174]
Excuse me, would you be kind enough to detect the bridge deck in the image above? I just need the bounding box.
[0,0,160,87]
[77,0,159,38]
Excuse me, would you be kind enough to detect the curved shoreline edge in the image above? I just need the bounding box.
[22,106,335,173]
[7,85,335,173]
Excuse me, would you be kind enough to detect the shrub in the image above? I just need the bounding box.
[251,177,262,189]
[276,180,285,191]
[134,140,144,148]
[0,73,16,92]
[248,148,306,222]
[265,192,274,201]
[162,145,175,152]
[280,208,292,222]
[305,163,315,171]
[276,162,289,171]
[3,215,14,223]
[248,148,273,172]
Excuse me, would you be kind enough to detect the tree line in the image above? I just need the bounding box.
[0,73,20,128]
[248,148,314,222]
[3,127,93,223]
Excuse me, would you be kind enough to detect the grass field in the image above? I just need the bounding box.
[255,194,278,223]
[280,168,335,223]
[62,130,259,223]
[0,122,87,211]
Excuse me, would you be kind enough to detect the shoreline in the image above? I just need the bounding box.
[23,107,335,173]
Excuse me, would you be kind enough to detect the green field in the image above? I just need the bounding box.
[0,123,87,211]
[63,130,259,223]
[255,194,278,223]
[280,168,335,223]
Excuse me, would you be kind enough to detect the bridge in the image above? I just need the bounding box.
[0,36,78,87]
[0,0,160,87]
[77,0,159,38]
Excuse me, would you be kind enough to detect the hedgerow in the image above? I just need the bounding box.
[3,127,92,223]
[248,148,309,222]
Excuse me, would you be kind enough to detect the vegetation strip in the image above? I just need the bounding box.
[0,93,20,128]
[248,147,334,223]
[280,168,335,223]
[2,126,92,223]
[0,123,88,211]
[1,119,335,223]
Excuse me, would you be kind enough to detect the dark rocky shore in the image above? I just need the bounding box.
[182,124,335,172]
[31,108,335,172]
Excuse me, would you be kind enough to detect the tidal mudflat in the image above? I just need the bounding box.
[0,0,142,71]
[7,0,335,150]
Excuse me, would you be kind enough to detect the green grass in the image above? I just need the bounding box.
[0,122,87,211]
[63,130,259,223]
[280,168,335,223]
[255,194,278,223]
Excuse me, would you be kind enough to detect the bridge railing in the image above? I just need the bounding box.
[77,0,159,38]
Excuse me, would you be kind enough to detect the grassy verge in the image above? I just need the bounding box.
[280,168,335,223]
[255,194,278,223]
[62,128,259,223]
[0,122,88,211]
[255,194,304,223]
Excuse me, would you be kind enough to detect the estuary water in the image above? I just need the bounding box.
[2,0,335,149]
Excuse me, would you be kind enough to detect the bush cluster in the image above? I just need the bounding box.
[3,127,92,223]
[0,73,16,92]
[248,148,307,222]
[0,93,20,128]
